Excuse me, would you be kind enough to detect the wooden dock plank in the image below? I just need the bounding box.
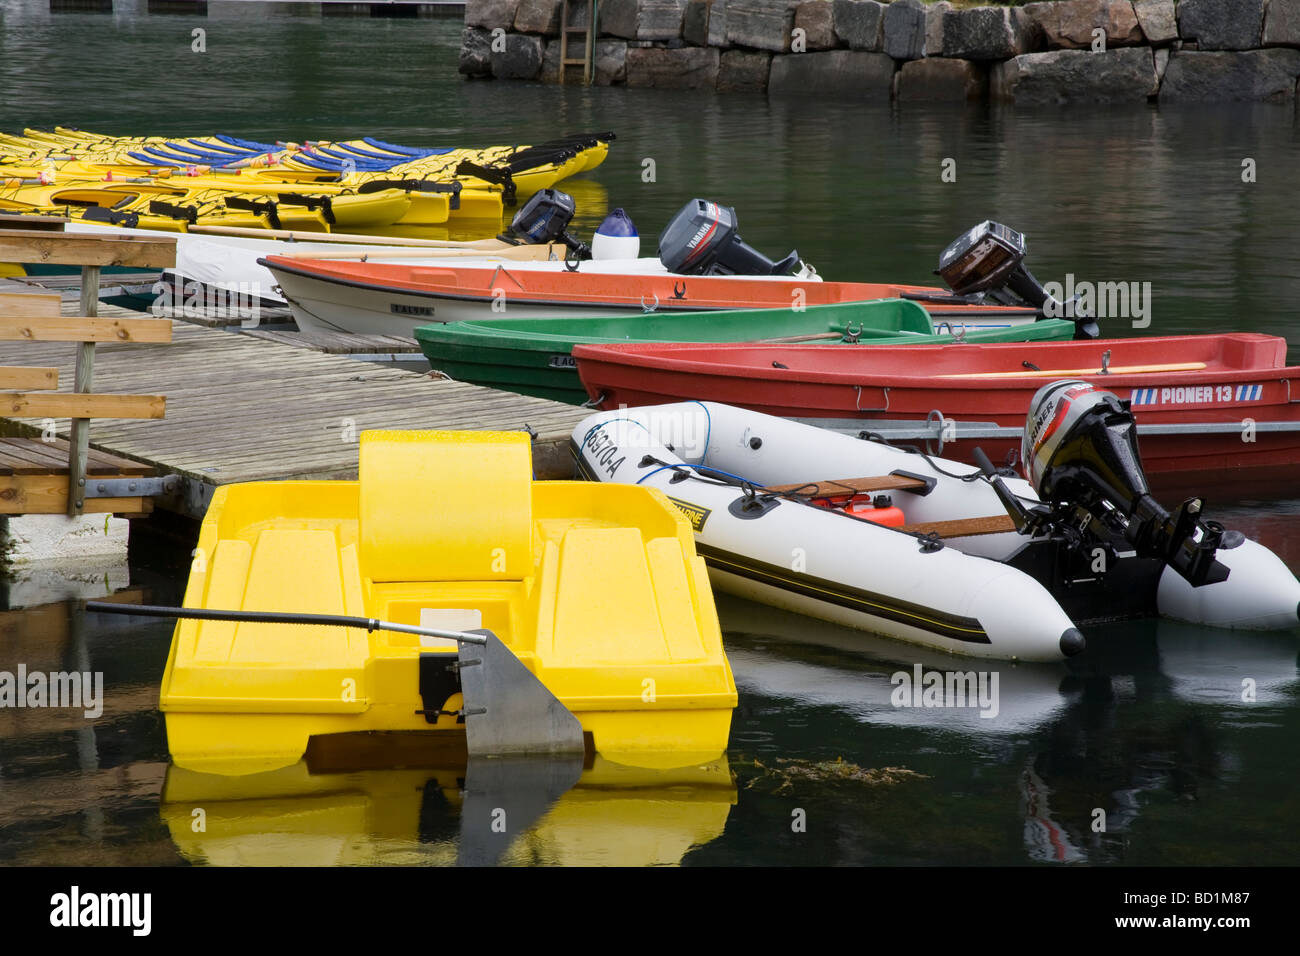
[1,305,590,501]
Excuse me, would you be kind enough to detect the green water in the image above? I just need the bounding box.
[1,8,1298,866]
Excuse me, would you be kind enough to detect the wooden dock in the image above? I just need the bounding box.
[1,302,590,519]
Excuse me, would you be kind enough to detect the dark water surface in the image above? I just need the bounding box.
[1,7,1298,866]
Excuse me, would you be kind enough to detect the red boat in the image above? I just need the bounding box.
[573,333,1300,483]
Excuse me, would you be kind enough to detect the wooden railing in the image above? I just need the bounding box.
[0,228,177,516]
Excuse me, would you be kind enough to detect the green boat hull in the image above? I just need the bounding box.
[413,299,1076,405]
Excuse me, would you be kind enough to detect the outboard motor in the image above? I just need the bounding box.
[506,188,590,258]
[658,199,808,277]
[936,221,1099,339]
[1021,380,1231,588]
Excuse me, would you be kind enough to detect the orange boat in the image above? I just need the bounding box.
[259,254,1042,338]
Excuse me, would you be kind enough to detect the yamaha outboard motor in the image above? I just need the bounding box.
[659,199,807,277]
[1021,380,1231,588]
[506,188,590,258]
[936,221,1099,340]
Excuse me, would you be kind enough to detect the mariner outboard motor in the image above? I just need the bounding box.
[658,199,807,277]
[505,188,590,258]
[936,221,1099,340]
[1020,380,1231,588]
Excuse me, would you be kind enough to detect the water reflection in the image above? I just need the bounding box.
[717,596,1298,865]
[161,755,735,867]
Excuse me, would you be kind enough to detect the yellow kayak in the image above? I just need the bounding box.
[157,429,736,775]
[2,128,613,234]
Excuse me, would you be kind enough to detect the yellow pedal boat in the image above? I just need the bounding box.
[159,429,737,775]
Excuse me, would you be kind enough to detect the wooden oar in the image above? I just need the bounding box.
[939,361,1207,380]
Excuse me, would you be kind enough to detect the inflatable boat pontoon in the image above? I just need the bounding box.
[572,393,1300,662]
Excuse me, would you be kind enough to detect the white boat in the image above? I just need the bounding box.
[66,221,565,308]
[571,400,1300,661]
[259,254,833,337]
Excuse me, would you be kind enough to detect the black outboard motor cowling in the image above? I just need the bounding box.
[659,199,803,276]
[1022,380,1230,588]
[507,188,590,257]
[937,220,1099,339]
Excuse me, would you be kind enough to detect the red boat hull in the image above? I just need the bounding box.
[573,333,1300,485]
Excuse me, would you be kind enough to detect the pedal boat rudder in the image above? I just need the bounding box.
[158,429,737,775]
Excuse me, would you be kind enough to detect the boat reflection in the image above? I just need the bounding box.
[161,753,735,867]
[717,594,1079,737]
[719,594,1298,865]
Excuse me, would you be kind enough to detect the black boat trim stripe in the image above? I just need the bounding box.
[695,543,991,644]
[572,439,990,644]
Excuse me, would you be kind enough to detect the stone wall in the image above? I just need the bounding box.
[459,0,1300,103]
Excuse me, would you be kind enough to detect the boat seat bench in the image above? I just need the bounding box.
[898,514,1017,538]
[766,475,1016,538]
[766,474,930,497]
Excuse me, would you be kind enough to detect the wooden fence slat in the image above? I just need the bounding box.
[0,367,58,390]
[0,293,62,317]
[1,393,165,420]
[0,474,148,515]
[0,230,176,268]
[0,315,173,343]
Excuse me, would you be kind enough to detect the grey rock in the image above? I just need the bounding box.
[768,48,894,97]
[1176,0,1266,51]
[514,0,562,35]
[1154,45,1169,83]
[639,0,688,39]
[708,0,731,47]
[683,0,712,46]
[602,0,687,40]
[459,26,494,77]
[1131,0,1176,45]
[924,1,954,56]
[490,32,545,79]
[595,39,629,84]
[1159,48,1300,101]
[794,0,837,50]
[600,0,638,37]
[465,0,522,30]
[943,5,1033,60]
[993,46,1157,103]
[882,0,926,61]
[1022,0,1143,50]
[718,48,773,89]
[726,0,801,52]
[539,38,562,82]
[832,0,884,51]
[1263,0,1300,48]
[626,45,721,87]
[897,56,987,100]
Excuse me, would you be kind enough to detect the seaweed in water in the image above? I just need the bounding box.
[745,757,929,795]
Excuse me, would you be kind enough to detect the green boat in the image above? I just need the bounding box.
[412,299,1077,404]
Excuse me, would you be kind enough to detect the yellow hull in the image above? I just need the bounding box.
[160,430,736,776]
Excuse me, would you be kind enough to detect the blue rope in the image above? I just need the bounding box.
[693,401,712,466]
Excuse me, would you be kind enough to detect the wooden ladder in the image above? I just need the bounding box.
[559,0,596,85]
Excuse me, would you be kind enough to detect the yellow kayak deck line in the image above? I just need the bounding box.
[160,429,736,776]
